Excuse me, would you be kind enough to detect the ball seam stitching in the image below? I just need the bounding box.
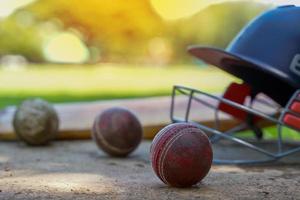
[158,128,196,185]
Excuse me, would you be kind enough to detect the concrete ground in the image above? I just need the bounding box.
[0,140,300,200]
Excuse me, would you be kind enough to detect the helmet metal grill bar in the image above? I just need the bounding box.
[170,85,300,164]
[279,90,300,131]
[209,123,248,143]
[276,90,300,154]
[172,85,281,124]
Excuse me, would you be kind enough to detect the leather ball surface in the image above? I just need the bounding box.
[13,98,59,146]
[92,107,143,157]
[150,123,213,187]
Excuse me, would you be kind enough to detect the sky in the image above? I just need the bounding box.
[0,0,299,19]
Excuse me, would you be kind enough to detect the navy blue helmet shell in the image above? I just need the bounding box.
[188,5,300,106]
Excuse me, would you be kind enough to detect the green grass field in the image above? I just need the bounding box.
[0,64,236,108]
[1,64,299,140]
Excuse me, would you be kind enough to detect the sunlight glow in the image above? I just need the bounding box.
[43,32,90,64]
[2,173,115,194]
[150,0,212,20]
[150,0,299,20]
[0,0,35,18]
[0,0,298,20]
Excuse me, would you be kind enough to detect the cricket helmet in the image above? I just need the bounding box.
[188,5,300,106]
[170,5,300,164]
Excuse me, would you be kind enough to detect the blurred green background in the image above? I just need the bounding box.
[1,0,298,139]
[0,0,276,108]
[0,0,269,65]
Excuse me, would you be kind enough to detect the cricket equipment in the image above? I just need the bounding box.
[92,107,143,157]
[13,98,59,146]
[150,123,212,187]
[171,6,300,164]
[189,5,300,106]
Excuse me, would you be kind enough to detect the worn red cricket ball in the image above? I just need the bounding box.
[13,98,59,146]
[92,107,143,157]
[150,123,213,187]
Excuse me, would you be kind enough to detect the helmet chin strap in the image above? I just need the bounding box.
[246,87,263,140]
[218,81,265,140]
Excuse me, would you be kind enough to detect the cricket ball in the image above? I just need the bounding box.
[13,98,59,146]
[92,107,143,157]
[150,123,213,187]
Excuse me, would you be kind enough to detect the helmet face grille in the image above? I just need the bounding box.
[183,6,300,164]
[170,84,300,164]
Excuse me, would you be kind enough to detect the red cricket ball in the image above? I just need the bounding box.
[150,123,213,187]
[92,107,143,157]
